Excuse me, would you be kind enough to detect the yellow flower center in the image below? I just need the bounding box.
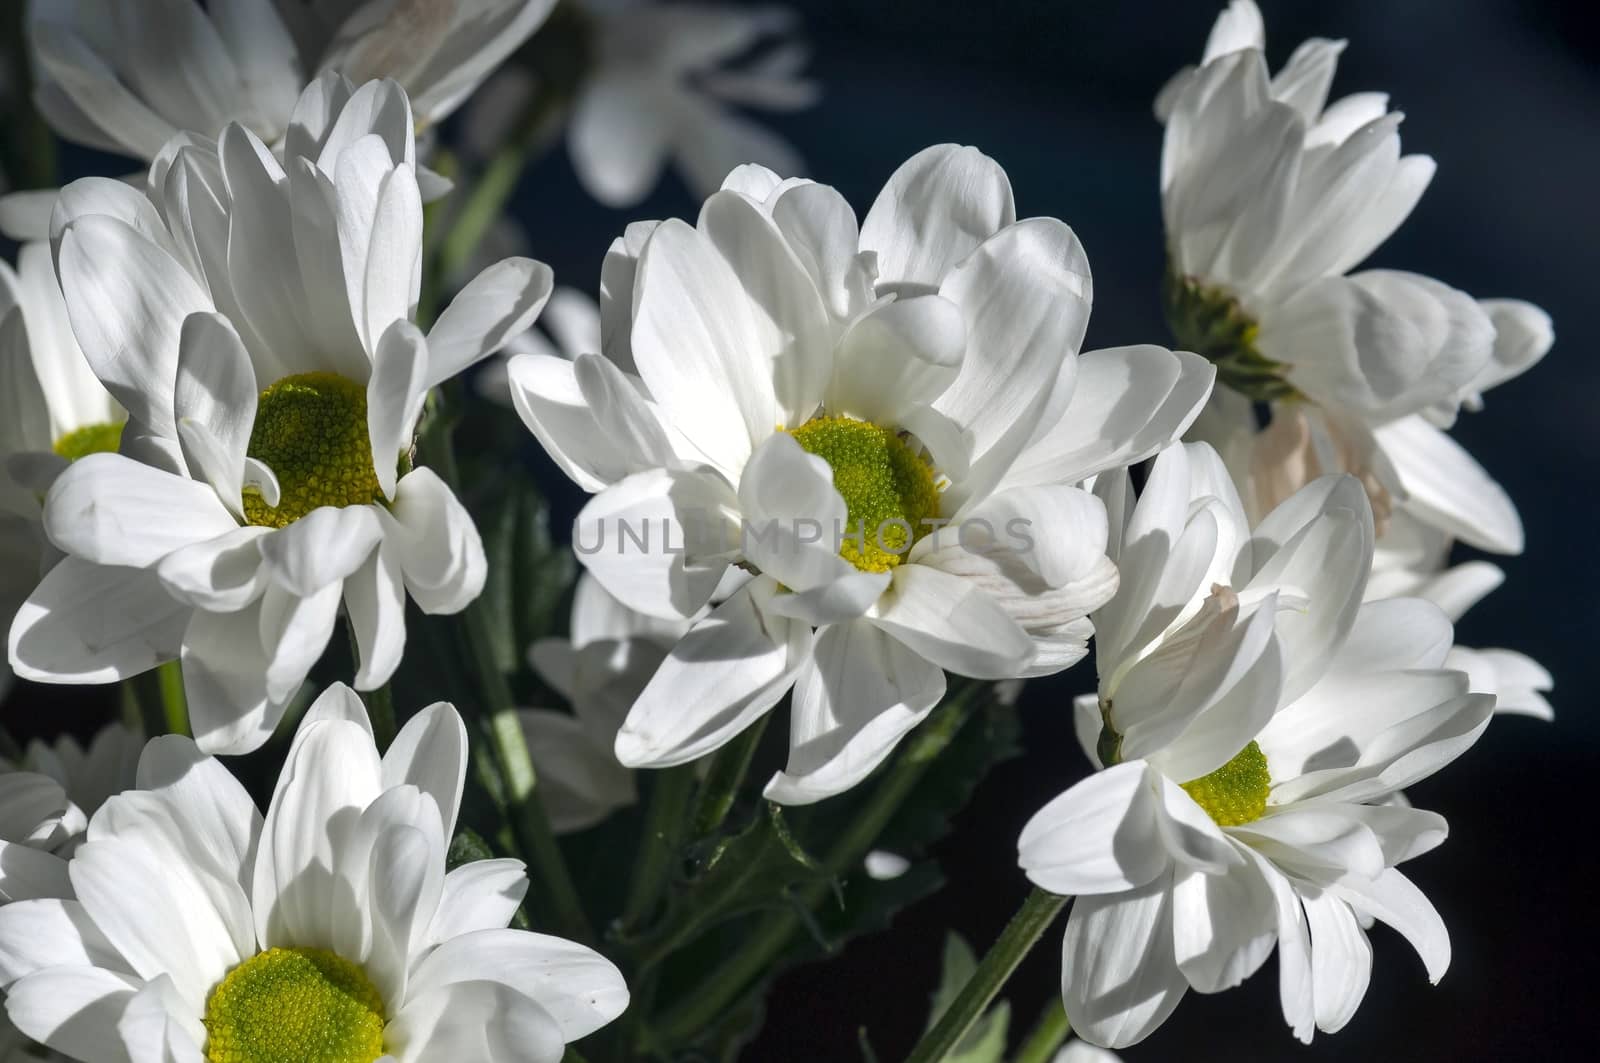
[788,415,941,573]
[51,421,123,461]
[203,947,386,1063]
[243,372,386,528]
[1179,741,1271,827]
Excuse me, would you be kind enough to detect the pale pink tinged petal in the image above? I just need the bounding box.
[9,559,188,685]
[614,578,807,768]
[1060,881,1186,1049]
[763,622,946,805]
[1017,762,1168,895]
[859,144,1016,289]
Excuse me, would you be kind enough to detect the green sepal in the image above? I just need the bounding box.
[1162,263,1303,402]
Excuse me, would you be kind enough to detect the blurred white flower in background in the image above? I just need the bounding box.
[520,572,694,832]
[0,0,554,237]
[467,0,818,207]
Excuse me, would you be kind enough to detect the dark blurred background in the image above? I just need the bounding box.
[9,1,1597,1060]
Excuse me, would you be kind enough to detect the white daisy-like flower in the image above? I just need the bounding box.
[1161,0,1552,556]
[6,78,553,755]
[0,242,124,698]
[520,571,693,833]
[563,0,817,207]
[1366,512,1553,721]
[1018,443,1493,1048]
[1053,1044,1121,1063]
[510,144,1214,804]
[0,683,629,1062]
[0,721,141,904]
[2,0,553,238]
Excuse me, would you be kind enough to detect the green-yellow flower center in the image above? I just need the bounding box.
[1162,264,1301,403]
[203,947,385,1063]
[243,372,386,528]
[51,421,123,461]
[788,415,941,573]
[1179,740,1271,827]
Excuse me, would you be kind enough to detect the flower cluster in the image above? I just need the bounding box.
[0,1,1553,1061]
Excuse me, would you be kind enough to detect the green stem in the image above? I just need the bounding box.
[1011,997,1071,1063]
[469,602,595,944]
[688,715,769,841]
[618,765,698,934]
[903,888,1070,1063]
[156,661,189,737]
[647,683,987,1050]
[433,92,563,291]
[343,617,397,748]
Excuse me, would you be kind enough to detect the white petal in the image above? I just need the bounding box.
[383,703,469,842]
[43,454,236,569]
[181,603,280,756]
[737,433,855,593]
[385,468,486,614]
[1018,762,1169,895]
[368,321,429,499]
[519,710,635,834]
[859,144,1015,288]
[615,578,807,768]
[9,558,188,685]
[427,859,529,946]
[1061,882,1186,1049]
[1302,890,1372,1032]
[1171,853,1278,994]
[828,295,965,424]
[345,545,407,689]
[427,258,554,389]
[763,622,946,805]
[4,966,138,1062]
[1328,867,1449,983]
[1374,415,1522,554]
[867,564,1035,680]
[258,506,383,597]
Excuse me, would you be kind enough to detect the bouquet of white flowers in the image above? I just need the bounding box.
[0,3,1559,1062]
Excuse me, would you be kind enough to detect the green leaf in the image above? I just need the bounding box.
[478,476,574,674]
[927,934,1011,1063]
[445,828,497,869]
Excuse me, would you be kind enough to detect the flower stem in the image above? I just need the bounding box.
[688,715,770,841]
[618,765,698,935]
[646,682,987,1050]
[1011,996,1072,1063]
[156,661,189,737]
[343,617,397,748]
[901,887,1070,1063]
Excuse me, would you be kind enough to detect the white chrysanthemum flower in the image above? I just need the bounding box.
[564,0,817,207]
[0,684,629,1062]
[6,78,553,755]
[0,721,141,904]
[0,243,124,698]
[2,0,553,238]
[1161,1,1551,557]
[519,572,693,833]
[1053,1044,1121,1063]
[1366,512,1553,720]
[510,144,1214,803]
[1018,443,1493,1048]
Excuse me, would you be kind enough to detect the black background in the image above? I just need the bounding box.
[9,2,1599,1061]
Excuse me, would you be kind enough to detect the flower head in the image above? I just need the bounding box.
[1018,443,1493,1047]
[7,78,553,754]
[1162,1,1551,556]
[0,684,628,1062]
[510,144,1214,802]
